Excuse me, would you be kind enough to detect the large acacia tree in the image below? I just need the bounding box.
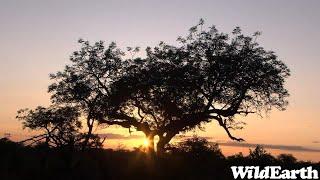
[49,20,290,153]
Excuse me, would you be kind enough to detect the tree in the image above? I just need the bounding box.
[48,40,123,149]
[49,20,290,153]
[277,154,297,165]
[167,136,224,160]
[16,106,104,149]
[248,145,276,165]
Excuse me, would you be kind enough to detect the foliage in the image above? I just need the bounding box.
[248,145,276,165]
[30,19,290,153]
[167,136,224,160]
[16,106,104,149]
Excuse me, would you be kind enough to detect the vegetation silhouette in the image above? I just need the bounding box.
[44,19,290,153]
[16,106,104,150]
[6,20,302,179]
[0,136,319,180]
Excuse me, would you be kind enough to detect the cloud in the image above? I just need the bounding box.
[174,135,214,140]
[98,133,143,140]
[217,142,320,152]
[312,141,320,144]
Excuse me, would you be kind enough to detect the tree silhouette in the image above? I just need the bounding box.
[48,40,123,149]
[48,20,290,153]
[16,106,103,149]
[167,136,224,160]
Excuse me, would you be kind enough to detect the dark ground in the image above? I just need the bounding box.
[1,138,319,180]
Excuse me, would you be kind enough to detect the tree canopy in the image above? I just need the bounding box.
[16,106,104,149]
[47,20,290,153]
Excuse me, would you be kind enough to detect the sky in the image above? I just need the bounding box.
[0,0,320,161]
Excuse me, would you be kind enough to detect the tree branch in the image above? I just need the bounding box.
[213,115,244,142]
[99,112,153,134]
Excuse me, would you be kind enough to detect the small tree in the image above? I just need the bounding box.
[277,154,297,165]
[248,145,276,165]
[168,136,224,160]
[16,106,103,149]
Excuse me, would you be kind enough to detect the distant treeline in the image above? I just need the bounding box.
[0,136,319,180]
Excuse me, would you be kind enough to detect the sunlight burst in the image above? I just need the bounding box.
[143,138,149,147]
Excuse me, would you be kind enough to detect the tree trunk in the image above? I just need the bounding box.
[156,132,176,155]
[82,118,94,150]
[156,140,165,155]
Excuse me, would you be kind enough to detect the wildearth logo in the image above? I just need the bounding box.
[231,166,319,179]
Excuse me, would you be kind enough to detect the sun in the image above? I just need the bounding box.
[143,138,149,147]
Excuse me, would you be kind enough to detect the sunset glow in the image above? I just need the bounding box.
[0,0,319,162]
[143,139,150,147]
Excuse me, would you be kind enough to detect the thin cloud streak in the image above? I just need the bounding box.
[217,142,320,153]
[175,135,214,140]
[176,136,320,153]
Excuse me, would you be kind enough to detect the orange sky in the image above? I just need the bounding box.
[0,0,319,162]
